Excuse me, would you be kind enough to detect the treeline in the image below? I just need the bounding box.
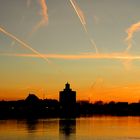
[0,94,140,119]
[77,100,140,116]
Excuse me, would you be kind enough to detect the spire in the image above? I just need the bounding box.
[65,82,70,89]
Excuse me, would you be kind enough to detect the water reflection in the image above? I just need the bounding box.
[1,117,140,140]
[25,119,39,133]
[59,118,76,140]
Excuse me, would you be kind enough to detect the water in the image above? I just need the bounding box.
[0,116,140,140]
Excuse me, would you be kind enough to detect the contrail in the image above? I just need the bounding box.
[87,78,103,102]
[69,0,86,31]
[2,52,140,60]
[90,38,98,53]
[0,26,50,63]
[33,0,48,32]
[125,21,140,52]
[69,0,98,53]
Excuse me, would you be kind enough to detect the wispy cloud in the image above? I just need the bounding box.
[125,21,140,52]
[32,0,48,32]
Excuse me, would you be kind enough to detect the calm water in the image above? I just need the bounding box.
[0,116,140,140]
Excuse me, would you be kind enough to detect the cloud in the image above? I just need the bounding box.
[32,0,48,32]
[125,21,140,52]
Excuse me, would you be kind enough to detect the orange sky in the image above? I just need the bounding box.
[1,0,140,102]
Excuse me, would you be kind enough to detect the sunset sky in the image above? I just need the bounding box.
[1,0,140,102]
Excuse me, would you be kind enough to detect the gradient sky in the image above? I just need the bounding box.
[1,0,140,102]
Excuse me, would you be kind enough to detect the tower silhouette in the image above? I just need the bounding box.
[59,83,76,117]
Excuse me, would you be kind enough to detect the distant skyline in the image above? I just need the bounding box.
[1,0,140,102]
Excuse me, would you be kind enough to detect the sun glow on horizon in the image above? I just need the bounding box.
[1,0,140,102]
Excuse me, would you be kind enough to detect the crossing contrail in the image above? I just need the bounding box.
[2,52,140,60]
[69,0,98,53]
[0,26,50,63]
[69,0,86,31]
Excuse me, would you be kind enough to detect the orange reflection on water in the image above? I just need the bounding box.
[0,119,59,137]
[0,117,140,139]
[76,116,140,139]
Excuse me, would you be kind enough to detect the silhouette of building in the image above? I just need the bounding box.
[59,83,76,117]
[24,94,41,117]
[25,94,40,103]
